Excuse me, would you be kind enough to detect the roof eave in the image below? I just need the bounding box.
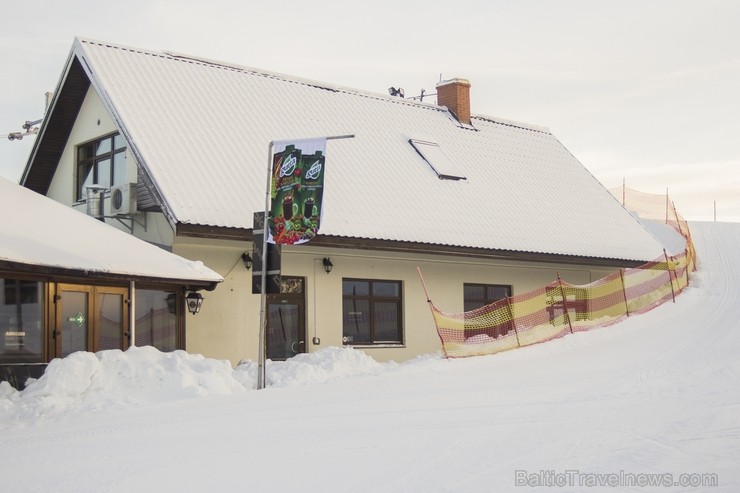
[21,45,90,194]
[171,224,645,268]
[0,260,221,291]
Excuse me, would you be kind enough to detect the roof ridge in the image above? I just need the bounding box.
[76,37,451,115]
[472,114,550,134]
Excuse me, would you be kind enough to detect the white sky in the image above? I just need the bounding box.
[1,0,738,221]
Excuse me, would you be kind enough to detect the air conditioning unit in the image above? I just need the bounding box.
[110,183,138,215]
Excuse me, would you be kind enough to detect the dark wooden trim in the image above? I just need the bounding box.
[175,223,252,241]
[0,262,219,291]
[307,235,646,268]
[172,224,645,268]
[22,57,91,195]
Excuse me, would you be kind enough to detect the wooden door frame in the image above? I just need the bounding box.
[266,276,306,359]
[50,283,130,358]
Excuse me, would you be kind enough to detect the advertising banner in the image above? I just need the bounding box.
[268,139,327,245]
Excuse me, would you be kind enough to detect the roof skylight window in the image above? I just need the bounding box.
[409,139,466,181]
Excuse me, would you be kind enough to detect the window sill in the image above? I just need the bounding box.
[343,343,406,349]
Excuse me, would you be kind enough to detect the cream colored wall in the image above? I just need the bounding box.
[173,236,617,365]
[173,238,256,363]
[47,88,121,205]
[46,87,174,247]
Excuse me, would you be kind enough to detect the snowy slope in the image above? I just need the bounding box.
[0,221,738,492]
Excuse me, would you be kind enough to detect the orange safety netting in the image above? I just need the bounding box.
[424,187,697,358]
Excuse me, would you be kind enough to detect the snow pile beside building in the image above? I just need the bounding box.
[234,346,387,389]
[0,345,389,427]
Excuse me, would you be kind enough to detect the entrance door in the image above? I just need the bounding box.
[54,285,93,358]
[96,288,129,351]
[52,285,129,358]
[266,277,306,360]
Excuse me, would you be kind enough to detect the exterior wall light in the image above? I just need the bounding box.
[185,291,204,315]
[322,257,333,274]
[241,252,253,270]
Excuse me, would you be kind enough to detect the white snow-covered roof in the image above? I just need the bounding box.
[0,176,222,285]
[61,38,663,262]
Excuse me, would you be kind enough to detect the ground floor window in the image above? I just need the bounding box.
[463,283,512,311]
[463,283,513,340]
[135,289,179,351]
[342,279,403,345]
[0,280,184,366]
[0,279,44,363]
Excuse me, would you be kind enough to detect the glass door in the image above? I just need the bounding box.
[266,277,306,360]
[52,285,129,358]
[97,287,129,351]
[54,285,93,358]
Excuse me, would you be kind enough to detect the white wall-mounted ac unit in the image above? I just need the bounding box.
[110,183,138,215]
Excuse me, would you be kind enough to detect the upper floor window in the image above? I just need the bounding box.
[342,279,403,345]
[76,133,126,201]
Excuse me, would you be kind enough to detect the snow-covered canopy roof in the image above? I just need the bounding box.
[0,176,222,287]
[25,37,665,263]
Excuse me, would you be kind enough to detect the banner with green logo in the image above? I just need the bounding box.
[268,139,327,245]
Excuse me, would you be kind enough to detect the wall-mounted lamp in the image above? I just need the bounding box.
[185,291,204,315]
[322,257,333,274]
[241,252,253,270]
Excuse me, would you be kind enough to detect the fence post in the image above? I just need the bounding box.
[557,272,574,334]
[417,266,449,358]
[664,249,676,303]
[506,296,521,348]
[685,255,690,286]
[672,201,683,236]
[665,188,669,225]
[619,268,630,317]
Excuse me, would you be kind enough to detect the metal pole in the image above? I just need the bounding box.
[129,281,136,346]
[258,134,355,389]
[258,142,274,390]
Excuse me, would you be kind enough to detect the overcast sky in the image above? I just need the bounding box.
[1,0,738,222]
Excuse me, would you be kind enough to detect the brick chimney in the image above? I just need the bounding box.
[436,78,471,125]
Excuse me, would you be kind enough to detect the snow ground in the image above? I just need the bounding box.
[1,221,738,492]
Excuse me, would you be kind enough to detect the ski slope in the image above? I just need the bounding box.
[0,222,738,492]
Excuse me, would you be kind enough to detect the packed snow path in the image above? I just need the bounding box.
[0,222,738,492]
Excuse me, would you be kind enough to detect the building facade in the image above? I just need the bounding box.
[20,38,665,365]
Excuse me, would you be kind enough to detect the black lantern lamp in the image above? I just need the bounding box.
[185,291,204,315]
[241,252,253,270]
[322,257,333,274]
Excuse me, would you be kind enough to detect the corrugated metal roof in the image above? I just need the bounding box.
[73,38,664,262]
